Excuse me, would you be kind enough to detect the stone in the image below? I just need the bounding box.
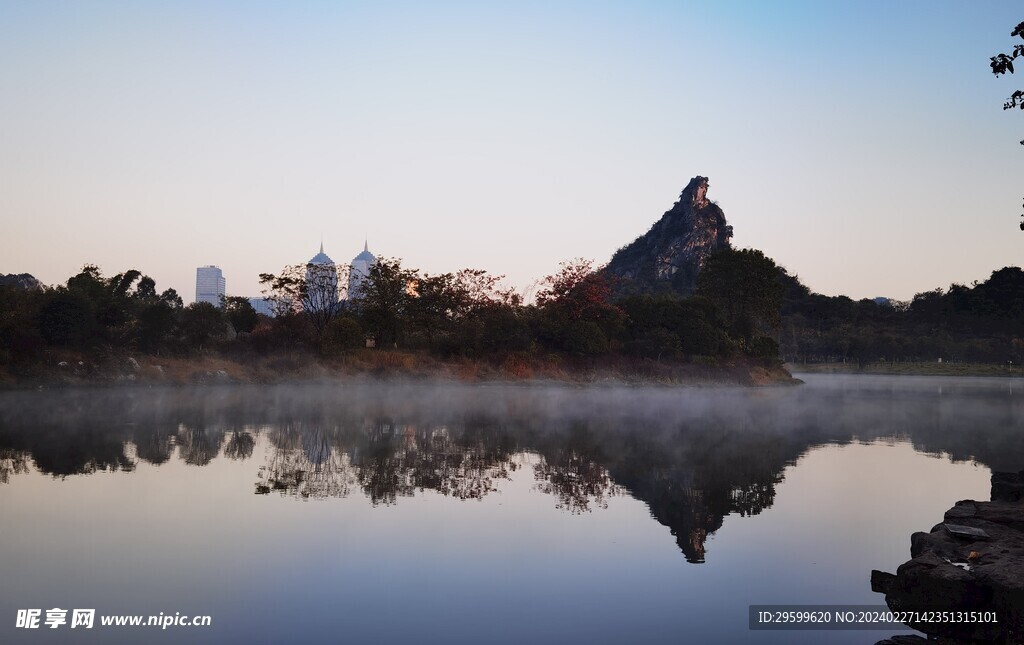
[943,523,991,540]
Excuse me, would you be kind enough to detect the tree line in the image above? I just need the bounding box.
[0,265,259,361]
[0,248,785,369]
[780,267,1024,365]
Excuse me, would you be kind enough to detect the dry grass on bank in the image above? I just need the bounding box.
[788,361,1023,377]
[0,348,798,389]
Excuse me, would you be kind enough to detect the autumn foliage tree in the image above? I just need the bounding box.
[536,259,625,355]
[406,268,522,352]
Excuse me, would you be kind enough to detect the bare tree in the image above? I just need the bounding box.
[259,262,350,337]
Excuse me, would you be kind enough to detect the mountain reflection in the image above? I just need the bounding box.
[2,377,1024,564]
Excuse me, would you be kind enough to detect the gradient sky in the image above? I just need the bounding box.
[1,0,1022,303]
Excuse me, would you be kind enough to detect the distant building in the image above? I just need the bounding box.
[195,266,225,306]
[348,241,377,301]
[248,297,275,317]
[305,243,339,311]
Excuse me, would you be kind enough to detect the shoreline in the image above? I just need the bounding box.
[0,350,800,390]
[787,362,1024,378]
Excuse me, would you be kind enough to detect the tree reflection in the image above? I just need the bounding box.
[28,423,135,477]
[533,424,620,513]
[132,423,176,465]
[176,425,222,466]
[2,380,1024,565]
[223,430,256,460]
[258,422,357,499]
[256,418,520,505]
[0,448,30,483]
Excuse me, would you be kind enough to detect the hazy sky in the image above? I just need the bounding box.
[1,1,1022,302]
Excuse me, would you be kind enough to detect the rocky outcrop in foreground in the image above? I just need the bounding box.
[604,176,732,296]
[872,472,1024,644]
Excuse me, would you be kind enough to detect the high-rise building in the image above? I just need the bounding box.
[305,243,339,312]
[348,241,377,301]
[248,297,275,317]
[195,266,225,306]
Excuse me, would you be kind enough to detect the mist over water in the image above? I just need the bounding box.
[0,375,1018,644]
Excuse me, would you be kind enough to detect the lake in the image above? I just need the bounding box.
[1,374,1022,644]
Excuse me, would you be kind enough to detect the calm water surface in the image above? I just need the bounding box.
[1,374,1022,644]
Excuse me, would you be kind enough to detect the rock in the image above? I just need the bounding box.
[190,369,233,384]
[0,273,42,290]
[604,175,733,296]
[870,569,897,594]
[944,500,978,520]
[992,471,1024,502]
[126,357,140,372]
[895,551,989,606]
[874,637,929,645]
[943,523,991,540]
[875,491,1024,641]
[878,639,921,645]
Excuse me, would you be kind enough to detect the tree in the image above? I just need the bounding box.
[37,291,95,347]
[222,296,258,334]
[137,301,177,352]
[0,281,45,363]
[179,302,226,351]
[350,258,417,347]
[321,316,363,355]
[136,282,182,353]
[536,258,612,319]
[405,268,519,351]
[990,21,1024,108]
[617,294,728,358]
[696,248,783,351]
[259,262,348,337]
[988,21,1024,229]
[535,259,625,355]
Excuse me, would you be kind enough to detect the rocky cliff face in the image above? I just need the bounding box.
[0,273,42,290]
[604,176,732,296]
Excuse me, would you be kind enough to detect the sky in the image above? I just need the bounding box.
[1,0,1022,303]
